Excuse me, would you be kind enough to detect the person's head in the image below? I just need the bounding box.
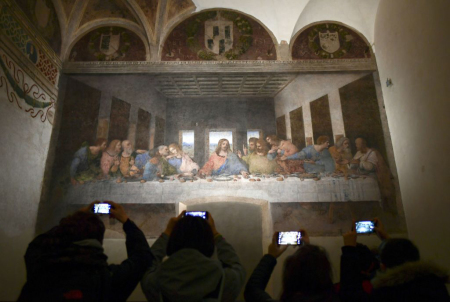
[248,137,258,152]
[169,143,183,156]
[281,245,333,301]
[215,139,230,154]
[256,139,269,155]
[355,138,368,152]
[316,136,330,150]
[166,215,215,258]
[266,135,280,146]
[56,211,105,244]
[122,140,133,154]
[336,137,350,152]
[158,145,169,156]
[380,238,420,269]
[95,138,107,151]
[107,139,121,155]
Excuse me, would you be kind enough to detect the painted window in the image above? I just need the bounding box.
[209,130,233,156]
[179,130,195,158]
[247,130,261,142]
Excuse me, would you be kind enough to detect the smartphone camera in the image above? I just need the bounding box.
[185,211,208,220]
[355,220,376,234]
[92,203,111,215]
[278,231,302,245]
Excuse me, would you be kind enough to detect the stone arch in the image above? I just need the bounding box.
[159,8,279,61]
[290,21,373,60]
[64,19,150,61]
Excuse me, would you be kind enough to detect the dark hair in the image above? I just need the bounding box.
[356,243,379,278]
[167,216,215,257]
[249,137,258,144]
[281,245,333,301]
[56,211,105,244]
[380,238,420,268]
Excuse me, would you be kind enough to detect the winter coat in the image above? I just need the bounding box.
[340,246,449,302]
[18,219,153,302]
[245,254,340,302]
[141,233,246,302]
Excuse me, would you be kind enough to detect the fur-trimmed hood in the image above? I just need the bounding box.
[372,261,449,289]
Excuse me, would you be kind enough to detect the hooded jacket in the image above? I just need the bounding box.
[340,245,449,302]
[18,219,153,302]
[370,261,449,302]
[141,233,245,302]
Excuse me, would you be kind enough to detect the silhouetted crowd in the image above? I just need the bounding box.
[18,202,449,302]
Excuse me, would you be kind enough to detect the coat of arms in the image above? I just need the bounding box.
[205,19,233,55]
[319,31,340,53]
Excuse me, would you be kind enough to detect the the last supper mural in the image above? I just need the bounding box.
[37,19,406,238]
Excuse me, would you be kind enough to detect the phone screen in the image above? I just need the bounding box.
[355,221,375,234]
[185,211,208,219]
[278,231,302,245]
[93,203,111,214]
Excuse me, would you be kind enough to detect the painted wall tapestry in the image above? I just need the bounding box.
[14,0,62,55]
[0,5,59,86]
[69,27,146,61]
[292,22,371,60]
[162,10,276,61]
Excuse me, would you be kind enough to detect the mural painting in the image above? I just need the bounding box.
[162,10,276,61]
[69,26,146,61]
[14,0,62,55]
[135,0,159,33]
[80,0,138,26]
[166,0,195,25]
[292,22,371,60]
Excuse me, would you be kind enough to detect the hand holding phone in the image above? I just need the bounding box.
[92,203,111,214]
[278,231,302,245]
[355,220,376,234]
[184,211,208,220]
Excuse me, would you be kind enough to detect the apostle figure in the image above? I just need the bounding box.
[199,139,248,176]
[100,139,121,178]
[350,138,396,211]
[281,136,335,174]
[266,135,304,174]
[328,137,353,177]
[166,143,199,175]
[243,139,279,175]
[70,138,107,185]
[118,140,139,178]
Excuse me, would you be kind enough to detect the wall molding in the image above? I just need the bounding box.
[63,58,377,74]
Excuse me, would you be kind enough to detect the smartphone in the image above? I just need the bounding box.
[92,203,111,214]
[355,220,376,234]
[185,211,208,220]
[278,231,302,245]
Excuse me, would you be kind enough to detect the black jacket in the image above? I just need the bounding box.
[244,254,339,302]
[340,246,449,302]
[18,219,153,302]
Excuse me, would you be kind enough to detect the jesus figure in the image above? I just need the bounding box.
[199,138,248,177]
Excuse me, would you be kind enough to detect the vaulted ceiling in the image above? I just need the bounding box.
[11,0,380,98]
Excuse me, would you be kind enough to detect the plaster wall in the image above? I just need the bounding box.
[0,54,54,300]
[192,0,309,43]
[292,0,380,45]
[274,72,370,140]
[374,0,450,273]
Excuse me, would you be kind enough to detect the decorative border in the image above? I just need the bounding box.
[0,51,55,124]
[0,3,60,87]
[63,58,377,73]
